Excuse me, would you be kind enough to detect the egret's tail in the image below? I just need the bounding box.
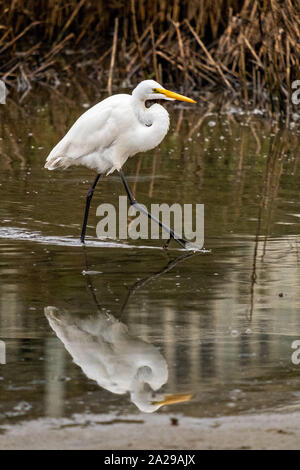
[44,154,72,170]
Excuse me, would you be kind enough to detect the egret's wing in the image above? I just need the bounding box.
[45,308,133,394]
[61,106,116,157]
[45,95,129,170]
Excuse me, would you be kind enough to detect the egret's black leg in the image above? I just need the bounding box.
[118,169,188,249]
[163,237,171,250]
[80,173,101,243]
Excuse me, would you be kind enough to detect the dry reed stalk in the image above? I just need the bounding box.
[0,0,299,118]
[171,20,189,86]
[150,24,159,83]
[42,33,74,62]
[57,0,87,40]
[0,21,41,54]
[130,0,145,73]
[185,19,234,92]
[107,17,119,96]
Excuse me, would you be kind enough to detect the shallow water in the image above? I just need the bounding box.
[1,86,300,428]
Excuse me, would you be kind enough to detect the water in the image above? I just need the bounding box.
[1,86,300,429]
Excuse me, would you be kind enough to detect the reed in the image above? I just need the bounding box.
[0,0,299,118]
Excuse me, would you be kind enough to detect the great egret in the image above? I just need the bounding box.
[45,306,192,413]
[45,80,196,248]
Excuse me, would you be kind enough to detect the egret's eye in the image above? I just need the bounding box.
[152,88,159,93]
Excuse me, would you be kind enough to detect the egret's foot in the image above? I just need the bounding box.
[176,238,189,249]
[173,238,204,251]
[163,237,195,250]
[163,238,171,249]
[183,241,204,251]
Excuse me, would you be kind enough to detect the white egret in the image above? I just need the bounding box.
[45,306,192,413]
[45,80,196,247]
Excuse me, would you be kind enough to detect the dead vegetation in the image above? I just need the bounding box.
[0,0,299,118]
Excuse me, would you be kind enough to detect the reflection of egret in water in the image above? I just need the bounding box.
[45,251,196,412]
[45,306,191,413]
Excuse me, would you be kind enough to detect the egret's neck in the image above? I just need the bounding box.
[131,97,149,123]
[131,97,170,152]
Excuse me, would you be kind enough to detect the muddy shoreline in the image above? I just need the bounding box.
[1,410,300,450]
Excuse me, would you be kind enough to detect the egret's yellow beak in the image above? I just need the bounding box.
[156,88,196,104]
[153,393,193,407]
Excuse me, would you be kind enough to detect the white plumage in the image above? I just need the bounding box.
[45,80,195,175]
[44,80,196,246]
[45,306,191,413]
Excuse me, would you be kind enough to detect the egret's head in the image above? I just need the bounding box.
[132,389,193,413]
[130,365,193,413]
[132,80,196,104]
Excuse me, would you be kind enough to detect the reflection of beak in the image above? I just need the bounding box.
[156,88,196,103]
[153,393,193,407]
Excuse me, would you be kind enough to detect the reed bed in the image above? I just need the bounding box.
[0,0,299,118]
